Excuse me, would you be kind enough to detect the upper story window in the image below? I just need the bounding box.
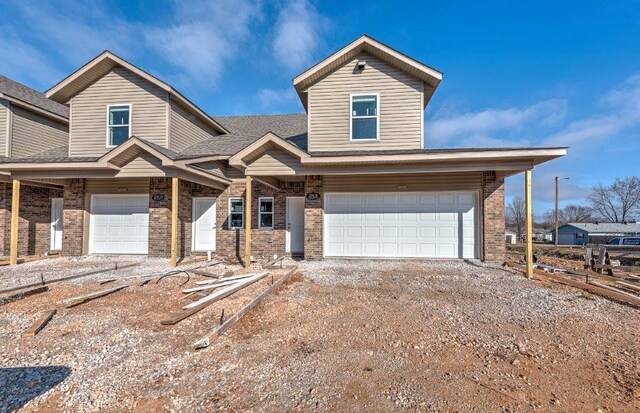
[107,104,131,147]
[350,94,378,140]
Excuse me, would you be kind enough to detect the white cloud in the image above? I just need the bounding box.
[542,74,640,147]
[425,99,567,147]
[257,87,299,112]
[272,0,325,71]
[144,0,262,83]
[0,30,63,87]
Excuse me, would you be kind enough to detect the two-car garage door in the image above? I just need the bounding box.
[89,195,149,254]
[324,192,477,259]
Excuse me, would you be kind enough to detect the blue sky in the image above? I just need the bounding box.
[1,0,639,219]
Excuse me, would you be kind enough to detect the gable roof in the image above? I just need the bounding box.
[0,75,69,120]
[293,34,443,109]
[561,222,640,234]
[177,113,308,159]
[45,51,228,134]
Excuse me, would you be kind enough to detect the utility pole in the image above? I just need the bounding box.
[554,176,570,246]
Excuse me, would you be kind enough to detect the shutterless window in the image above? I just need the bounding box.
[351,94,378,140]
[107,105,131,146]
[259,198,273,229]
[229,198,244,229]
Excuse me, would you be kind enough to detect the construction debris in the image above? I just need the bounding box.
[63,284,129,308]
[193,272,260,286]
[0,286,49,306]
[22,310,56,338]
[183,272,269,310]
[0,252,60,266]
[194,266,298,349]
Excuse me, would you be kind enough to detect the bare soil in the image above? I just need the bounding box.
[1,258,638,412]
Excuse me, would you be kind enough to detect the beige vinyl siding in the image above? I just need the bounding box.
[245,148,308,175]
[323,172,483,192]
[85,178,150,194]
[194,160,245,179]
[0,99,8,156]
[169,101,219,152]
[69,67,168,157]
[308,52,423,153]
[10,106,68,158]
[115,153,166,177]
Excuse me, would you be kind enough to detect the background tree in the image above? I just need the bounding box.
[587,176,640,222]
[506,196,526,239]
[542,204,594,226]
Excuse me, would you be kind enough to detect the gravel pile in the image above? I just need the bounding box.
[0,259,637,412]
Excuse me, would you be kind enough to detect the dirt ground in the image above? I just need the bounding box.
[1,258,639,412]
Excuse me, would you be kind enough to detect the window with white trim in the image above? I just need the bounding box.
[351,94,378,140]
[259,197,274,229]
[228,198,244,229]
[107,105,131,146]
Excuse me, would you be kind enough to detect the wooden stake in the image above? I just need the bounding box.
[194,266,297,349]
[171,177,179,268]
[245,175,252,268]
[22,310,56,337]
[524,170,533,278]
[9,179,20,266]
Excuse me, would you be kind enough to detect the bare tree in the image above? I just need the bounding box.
[587,176,640,223]
[506,196,526,239]
[542,204,594,226]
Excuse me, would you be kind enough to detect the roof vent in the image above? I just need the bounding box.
[356,60,367,70]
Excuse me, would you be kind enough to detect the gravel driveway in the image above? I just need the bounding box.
[0,259,638,412]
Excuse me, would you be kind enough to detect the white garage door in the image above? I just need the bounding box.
[89,195,149,254]
[324,192,476,259]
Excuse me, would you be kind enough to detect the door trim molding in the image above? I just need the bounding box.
[50,197,63,251]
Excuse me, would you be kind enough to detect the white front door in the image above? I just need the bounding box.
[286,197,305,253]
[50,198,63,251]
[89,195,149,254]
[324,192,477,259]
[193,197,217,251]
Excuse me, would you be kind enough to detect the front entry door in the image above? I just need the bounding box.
[50,198,63,251]
[193,197,217,251]
[286,197,305,253]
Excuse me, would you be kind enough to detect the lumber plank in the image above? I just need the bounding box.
[22,310,56,338]
[616,281,640,293]
[589,281,640,301]
[194,273,258,285]
[183,279,243,293]
[0,286,49,306]
[63,285,129,308]
[183,272,269,310]
[194,266,298,349]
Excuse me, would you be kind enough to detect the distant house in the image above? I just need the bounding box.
[505,230,517,244]
[533,227,552,242]
[553,223,640,245]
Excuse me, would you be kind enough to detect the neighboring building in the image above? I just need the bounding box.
[0,35,566,263]
[554,222,640,245]
[505,230,517,244]
[532,227,553,242]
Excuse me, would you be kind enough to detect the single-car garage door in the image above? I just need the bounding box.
[324,192,477,259]
[89,194,149,254]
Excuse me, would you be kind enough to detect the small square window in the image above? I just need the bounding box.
[259,198,274,229]
[107,105,131,146]
[229,198,244,229]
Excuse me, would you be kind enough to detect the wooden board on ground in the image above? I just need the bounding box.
[0,253,60,267]
[0,286,49,306]
[63,285,129,308]
[22,310,56,338]
[183,272,269,310]
[194,266,298,349]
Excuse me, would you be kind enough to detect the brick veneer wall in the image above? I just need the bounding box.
[304,175,323,260]
[216,180,305,262]
[482,171,506,263]
[62,179,86,256]
[148,177,172,257]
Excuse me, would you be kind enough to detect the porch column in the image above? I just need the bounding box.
[170,177,179,268]
[9,179,20,265]
[524,169,533,277]
[245,175,252,267]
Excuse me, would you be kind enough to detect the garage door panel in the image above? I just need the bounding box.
[324,192,476,259]
[90,195,149,254]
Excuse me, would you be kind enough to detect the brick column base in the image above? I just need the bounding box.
[482,171,505,263]
[304,175,323,260]
[148,177,172,258]
[63,179,86,256]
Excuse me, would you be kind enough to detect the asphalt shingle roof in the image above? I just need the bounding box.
[564,222,640,234]
[177,113,308,158]
[0,75,70,118]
